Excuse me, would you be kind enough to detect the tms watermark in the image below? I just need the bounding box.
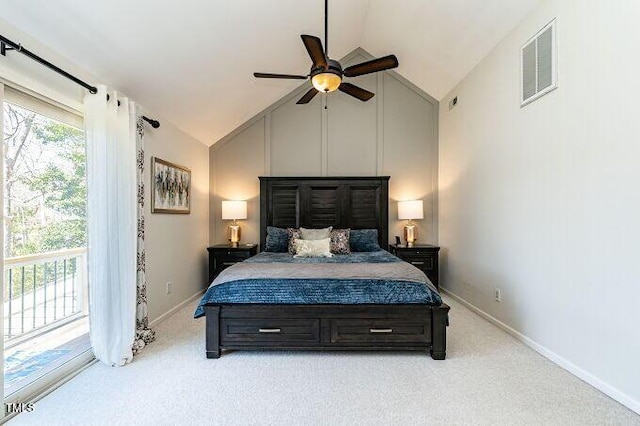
[5,402,35,414]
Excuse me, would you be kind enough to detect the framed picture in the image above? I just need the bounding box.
[151,157,191,214]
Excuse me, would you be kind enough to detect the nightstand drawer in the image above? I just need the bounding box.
[216,250,251,260]
[330,319,431,344]
[215,252,251,265]
[400,248,432,256]
[215,262,238,275]
[404,256,435,271]
[213,253,249,277]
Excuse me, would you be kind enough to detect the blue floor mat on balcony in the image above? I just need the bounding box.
[4,349,71,388]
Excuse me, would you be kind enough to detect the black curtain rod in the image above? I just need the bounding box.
[1,34,160,128]
[142,116,160,128]
[1,34,97,94]
[106,94,160,128]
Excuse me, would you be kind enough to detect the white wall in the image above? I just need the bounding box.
[144,123,209,322]
[0,17,209,324]
[439,0,640,413]
[0,17,89,112]
[210,49,439,247]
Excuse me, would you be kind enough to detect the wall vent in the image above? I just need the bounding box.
[521,19,557,106]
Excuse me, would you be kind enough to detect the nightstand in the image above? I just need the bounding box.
[207,244,258,283]
[389,244,440,290]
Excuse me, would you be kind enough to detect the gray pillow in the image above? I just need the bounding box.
[300,226,333,240]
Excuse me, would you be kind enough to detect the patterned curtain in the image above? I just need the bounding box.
[133,117,155,354]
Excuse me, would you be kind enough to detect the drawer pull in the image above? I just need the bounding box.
[410,261,425,265]
[258,328,281,333]
[369,328,393,333]
[222,262,236,266]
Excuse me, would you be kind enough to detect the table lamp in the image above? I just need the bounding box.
[398,200,423,247]
[221,200,247,247]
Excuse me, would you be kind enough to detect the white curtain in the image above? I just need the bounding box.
[84,85,137,366]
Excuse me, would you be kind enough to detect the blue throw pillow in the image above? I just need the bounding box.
[349,229,381,252]
[264,226,289,252]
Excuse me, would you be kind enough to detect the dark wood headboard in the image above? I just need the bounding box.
[259,176,389,250]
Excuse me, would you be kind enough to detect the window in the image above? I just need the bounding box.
[521,19,557,106]
[2,85,92,405]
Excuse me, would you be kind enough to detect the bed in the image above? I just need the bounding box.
[196,176,450,360]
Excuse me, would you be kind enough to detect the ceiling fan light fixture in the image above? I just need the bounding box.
[311,72,342,93]
[253,0,399,104]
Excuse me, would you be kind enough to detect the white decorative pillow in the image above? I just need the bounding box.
[300,226,333,240]
[293,238,333,258]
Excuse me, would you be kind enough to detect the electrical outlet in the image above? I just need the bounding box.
[166,282,172,295]
[494,287,502,302]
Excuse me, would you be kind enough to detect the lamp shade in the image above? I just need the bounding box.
[398,200,424,220]
[221,200,247,220]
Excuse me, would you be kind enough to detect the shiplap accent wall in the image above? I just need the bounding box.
[209,48,438,246]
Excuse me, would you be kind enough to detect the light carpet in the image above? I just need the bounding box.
[9,295,640,426]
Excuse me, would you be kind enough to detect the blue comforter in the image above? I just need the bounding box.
[194,250,441,318]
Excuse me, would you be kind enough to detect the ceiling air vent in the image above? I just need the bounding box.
[521,19,557,106]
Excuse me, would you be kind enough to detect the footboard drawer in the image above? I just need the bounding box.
[330,319,431,344]
[221,319,320,344]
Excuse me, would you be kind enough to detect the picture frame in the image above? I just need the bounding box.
[151,157,191,214]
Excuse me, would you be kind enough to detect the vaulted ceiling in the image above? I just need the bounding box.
[1,0,539,145]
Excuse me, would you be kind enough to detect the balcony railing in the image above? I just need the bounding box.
[3,247,87,345]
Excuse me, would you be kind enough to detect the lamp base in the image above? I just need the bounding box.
[229,224,241,247]
[404,223,417,247]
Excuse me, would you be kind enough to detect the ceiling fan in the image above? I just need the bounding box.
[253,0,399,104]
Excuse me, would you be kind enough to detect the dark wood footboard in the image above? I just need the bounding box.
[204,303,450,360]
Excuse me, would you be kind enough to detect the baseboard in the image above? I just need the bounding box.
[149,290,205,328]
[441,288,640,415]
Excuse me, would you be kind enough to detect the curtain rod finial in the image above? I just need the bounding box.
[143,116,160,129]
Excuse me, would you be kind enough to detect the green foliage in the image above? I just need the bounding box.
[39,220,87,252]
[28,122,86,218]
[4,102,87,259]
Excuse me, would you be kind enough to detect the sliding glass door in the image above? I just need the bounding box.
[1,83,93,413]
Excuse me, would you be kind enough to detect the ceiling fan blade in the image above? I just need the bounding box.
[254,72,308,79]
[301,35,328,69]
[296,88,319,104]
[338,83,375,102]
[343,55,399,77]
